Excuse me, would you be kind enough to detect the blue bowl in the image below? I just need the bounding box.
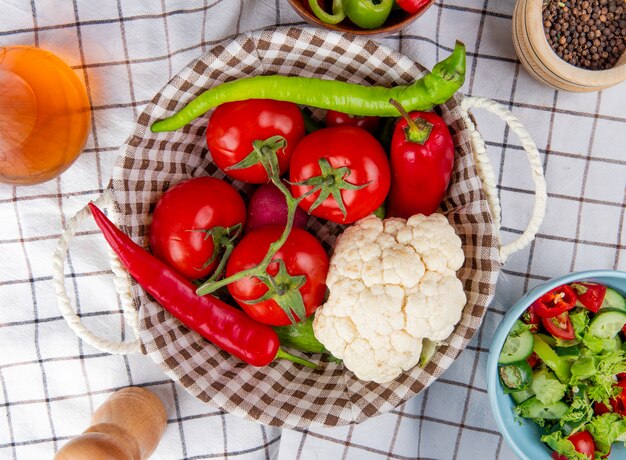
[487,270,626,460]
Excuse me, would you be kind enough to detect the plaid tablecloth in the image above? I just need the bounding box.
[0,1,624,459]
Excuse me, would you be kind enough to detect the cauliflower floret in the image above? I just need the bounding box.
[313,214,467,384]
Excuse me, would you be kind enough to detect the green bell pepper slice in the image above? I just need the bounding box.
[533,334,572,383]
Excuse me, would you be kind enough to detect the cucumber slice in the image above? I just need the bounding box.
[511,387,535,404]
[516,397,569,420]
[530,369,567,405]
[499,320,534,364]
[588,309,626,338]
[600,288,626,312]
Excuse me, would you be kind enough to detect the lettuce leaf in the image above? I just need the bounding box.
[570,309,590,342]
[586,413,626,455]
[559,393,593,435]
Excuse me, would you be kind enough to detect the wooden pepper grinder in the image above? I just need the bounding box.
[55,387,167,460]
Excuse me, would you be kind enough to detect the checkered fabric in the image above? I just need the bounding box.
[1,1,624,459]
[108,25,500,429]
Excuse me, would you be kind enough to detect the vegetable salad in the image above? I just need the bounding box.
[499,282,626,459]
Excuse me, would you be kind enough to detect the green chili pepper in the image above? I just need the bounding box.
[308,0,346,25]
[150,41,466,133]
[499,361,533,393]
[274,315,328,354]
[344,0,394,29]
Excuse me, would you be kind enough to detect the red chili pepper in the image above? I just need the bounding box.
[395,0,431,14]
[387,99,455,218]
[88,203,315,368]
[531,285,578,319]
[594,380,626,416]
[522,306,541,333]
[594,401,612,416]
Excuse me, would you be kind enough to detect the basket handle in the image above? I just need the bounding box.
[459,96,547,263]
[53,190,141,355]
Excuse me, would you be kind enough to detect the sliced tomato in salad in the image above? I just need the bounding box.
[542,311,576,340]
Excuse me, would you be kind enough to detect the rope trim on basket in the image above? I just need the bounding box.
[461,96,548,263]
[52,189,141,355]
[52,96,546,354]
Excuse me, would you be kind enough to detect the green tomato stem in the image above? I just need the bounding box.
[195,141,304,297]
[275,347,318,368]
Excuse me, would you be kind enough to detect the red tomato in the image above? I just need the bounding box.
[149,177,246,280]
[325,110,380,133]
[226,226,329,326]
[289,126,391,224]
[542,312,575,340]
[570,282,606,313]
[206,99,305,184]
[551,432,596,460]
[568,432,596,459]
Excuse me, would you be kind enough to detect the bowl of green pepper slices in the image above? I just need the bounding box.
[488,270,626,459]
[287,0,435,36]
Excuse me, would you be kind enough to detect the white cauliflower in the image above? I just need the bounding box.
[313,214,466,384]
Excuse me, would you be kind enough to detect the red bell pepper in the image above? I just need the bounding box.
[526,352,539,368]
[531,285,577,319]
[570,282,606,313]
[387,100,455,218]
[395,0,431,14]
[88,203,315,368]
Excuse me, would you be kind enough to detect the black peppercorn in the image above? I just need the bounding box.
[542,0,625,70]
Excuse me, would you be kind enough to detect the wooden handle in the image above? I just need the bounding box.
[55,387,167,460]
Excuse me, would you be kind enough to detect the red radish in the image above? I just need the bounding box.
[246,183,309,232]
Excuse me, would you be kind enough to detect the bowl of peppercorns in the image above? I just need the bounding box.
[512,0,626,91]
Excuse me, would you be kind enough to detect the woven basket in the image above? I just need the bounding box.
[54,26,547,429]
